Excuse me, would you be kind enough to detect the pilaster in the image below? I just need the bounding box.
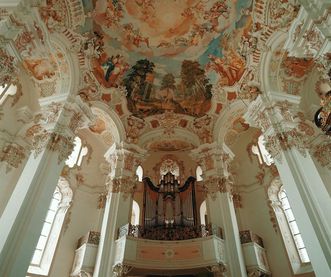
[0,96,94,277]
[93,142,147,277]
[191,143,247,277]
[244,93,331,276]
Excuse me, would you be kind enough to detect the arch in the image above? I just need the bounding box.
[196,165,203,181]
[65,136,88,168]
[131,200,140,225]
[136,165,143,182]
[90,103,125,143]
[259,31,288,95]
[200,200,207,225]
[50,33,81,97]
[214,100,248,144]
[138,128,200,150]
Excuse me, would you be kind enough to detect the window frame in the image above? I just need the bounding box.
[27,177,72,276]
[268,178,312,275]
[65,136,88,168]
[0,84,17,105]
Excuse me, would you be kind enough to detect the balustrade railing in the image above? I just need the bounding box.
[239,230,264,248]
[118,223,223,241]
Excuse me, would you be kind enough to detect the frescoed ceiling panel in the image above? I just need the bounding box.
[80,0,253,118]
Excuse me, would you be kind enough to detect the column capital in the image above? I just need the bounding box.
[24,96,95,163]
[106,177,139,200]
[0,48,18,86]
[203,176,233,200]
[0,129,30,171]
[244,94,315,162]
[190,142,234,179]
[244,93,301,131]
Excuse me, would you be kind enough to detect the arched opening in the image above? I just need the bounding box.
[28,177,73,276]
[65,137,88,168]
[136,165,143,182]
[200,200,207,225]
[0,84,17,105]
[196,165,203,181]
[268,178,312,274]
[131,200,140,226]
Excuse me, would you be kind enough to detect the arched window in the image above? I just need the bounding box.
[131,200,140,225]
[268,178,312,274]
[200,200,207,225]
[251,135,274,166]
[65,137,88,168]
[0,84,17,105]
[28,177,73,276]
[136,165,143,182]
[196,165,203,181]
[278,189,310,263]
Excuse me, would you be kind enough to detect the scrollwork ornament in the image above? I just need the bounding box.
[206,263,227,277]
[311,140,331,170]
[264,129,309,163]
[26,124,50,157]
[109,177,137,200]
[47,133,75,164]
[203,176,233,200]
[0,49,17,86]
[112,263,132,277]
[0,143,26,172]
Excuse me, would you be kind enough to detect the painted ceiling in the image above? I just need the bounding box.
[16,0,306,153]
[83,0,252,118]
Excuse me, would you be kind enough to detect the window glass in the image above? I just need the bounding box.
[279,188,310,264]
[196,166,203,181]
[0,84,17,105]
[136,165,143,182]
[65,137,88,168]
[28,177,72,276]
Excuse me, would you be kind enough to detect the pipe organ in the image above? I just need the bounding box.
[142,172,197,237]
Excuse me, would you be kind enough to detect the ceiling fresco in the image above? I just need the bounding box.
[84,0,253,118]
[148,140,195,152]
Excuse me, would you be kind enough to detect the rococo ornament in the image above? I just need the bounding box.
[314,91,331,136]
[112,263,132,277]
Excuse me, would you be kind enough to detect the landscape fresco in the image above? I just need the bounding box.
[88,0,253,118]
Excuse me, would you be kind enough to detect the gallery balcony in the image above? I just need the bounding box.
[114,223,226,275]
[70,228,271,276]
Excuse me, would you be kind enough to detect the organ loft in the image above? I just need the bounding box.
[0,0,330,277]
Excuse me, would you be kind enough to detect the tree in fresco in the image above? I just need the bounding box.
[123,59,155,101]
[180,60,212,100]
[161,73,176,90]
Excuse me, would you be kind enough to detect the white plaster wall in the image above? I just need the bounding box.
[236,187,315,277]
[49,189,100,277]
[236,187,293,277]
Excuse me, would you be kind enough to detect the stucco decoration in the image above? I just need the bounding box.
[311,138,331,170]
[78,0,260,118]
[112,263,132,277]
[0,49,17,86]
[0,143,26,171]
[148,140,195,152]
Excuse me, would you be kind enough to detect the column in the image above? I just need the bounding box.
[244,94,331,276]
[191,143,247,277]
[93,142,146,277]
[0,97,93,277]
[0,131,29,215]
[310,135,331,196]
